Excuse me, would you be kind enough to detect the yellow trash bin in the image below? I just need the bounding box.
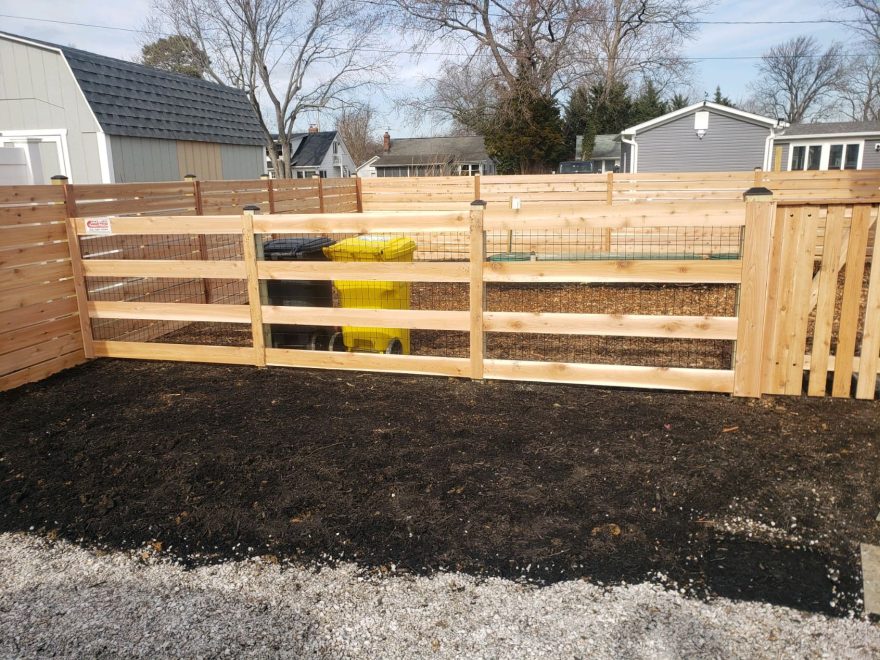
[323,235,417,354]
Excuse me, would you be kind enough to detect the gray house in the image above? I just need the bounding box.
[362,133,496,177]
[575,133,620,173]
[770,121,880,171]
[619,101,783,173]
[0,32,265,184]
[267,129,357,178]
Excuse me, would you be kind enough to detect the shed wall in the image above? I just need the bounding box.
[635,110,770,172]
[109,136,179,182]
[221,143,265,179]
[0,37,103,183]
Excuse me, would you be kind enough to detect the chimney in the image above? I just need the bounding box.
[383,130,391,153]
[308,124,319,134]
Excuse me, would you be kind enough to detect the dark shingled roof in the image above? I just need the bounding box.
[290,131,336,167]
[591,134,620,160]
[375,136,489,167]
[778,121,880,137]
[1,32,264,146]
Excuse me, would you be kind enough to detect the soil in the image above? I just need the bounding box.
[2,360,879,618]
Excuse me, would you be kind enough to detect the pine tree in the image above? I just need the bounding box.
[631,80,668,125]
[669,93,690,110]
[713,86,735,107]
[563,85,591,159]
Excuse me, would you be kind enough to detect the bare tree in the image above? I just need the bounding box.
[150,0,389,177]
[747,35,846,123]
[837,0,880,46]
[837,54,880,121]
[586,0,711,100]
[335,105,383,167]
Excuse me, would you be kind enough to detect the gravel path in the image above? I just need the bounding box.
[0,533,877,659]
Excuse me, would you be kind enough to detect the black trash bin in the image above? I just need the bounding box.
[263,237,336,349]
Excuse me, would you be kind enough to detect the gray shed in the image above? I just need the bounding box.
[0,32,265,184]
[619,102,782,173]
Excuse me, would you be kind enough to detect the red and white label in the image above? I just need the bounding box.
[84,217,113,234]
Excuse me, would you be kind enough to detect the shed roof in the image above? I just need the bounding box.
[0,32,265,146]
[374,135,489,167]
[591,134,620,160]
[776,121,880,138]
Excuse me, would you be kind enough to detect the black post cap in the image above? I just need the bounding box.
[470,199,487,207]
[743,186,773,198]
[243,204,261,212]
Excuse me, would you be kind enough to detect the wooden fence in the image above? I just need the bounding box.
[3,172,879,400]
[360,170,880,211]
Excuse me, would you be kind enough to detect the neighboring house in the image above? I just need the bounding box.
[770,121,880,172]
[575,133,620,173]
[619,101,784,173]
[0,31,265,184]
[266,128,357,178]
[365,133,496,177]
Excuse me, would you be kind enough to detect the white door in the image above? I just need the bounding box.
[0,146,33,184]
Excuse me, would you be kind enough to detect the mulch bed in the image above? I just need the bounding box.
[2,360,879,617]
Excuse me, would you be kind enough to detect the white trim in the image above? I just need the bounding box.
[621,101,783,136]
[620,135,638,173]
[0,128,72,182]
[96,131,114,183]
[786,139,865,171]
[776,131,880,141]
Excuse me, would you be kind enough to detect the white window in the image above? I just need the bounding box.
[788,141,864,171]
[458,163,480,176]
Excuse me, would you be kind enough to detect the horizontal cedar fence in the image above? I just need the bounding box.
[360,170,880,211]
[0,185,87,391]
[67,203,748,395]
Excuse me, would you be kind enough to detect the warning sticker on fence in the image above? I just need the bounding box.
[84,217,113,234]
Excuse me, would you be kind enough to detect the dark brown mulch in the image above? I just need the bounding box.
[1,359,879,617]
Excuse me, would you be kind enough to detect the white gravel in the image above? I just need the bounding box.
[0,533,877,659]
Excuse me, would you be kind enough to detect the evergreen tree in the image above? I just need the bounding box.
[580,82,634,159]
[713,86,735,107]
[669,93,690,110]
[140,35,209,78]
[484,81,568,174]
[631,80,668,125]
[563,85,591,159]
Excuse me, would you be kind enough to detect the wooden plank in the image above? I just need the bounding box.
[0,332,84,375]
[485,202,746,230]
[832,205,872,397]
[242,211,264,366]
[0,185,65,205]
[783,206,820,395]
[64,219,94,359]
[759,206,788,394]
[75,196,196,217]
[252,211,469,233]
[485,312,738,340]
[733,195,776,397]
[856,218,880,399]
[484,259,742,284]
[258,261,469,282]
[0,296,79,334]
[764,207,802,394]
[470,203,486,379]
[81,259,246,279]
[0,348,85,393]
[0,222,67,249]
[0,260,72,290]
[0,204,67,225]
[0,241,71,270]
[265,347,471,377]
[0,315,80,356]
[483,360,734,393]
[92,341,256,365]
[262,306,469,331]
[88,301,251,323]
[0,279,76,313]
[73,215,242,235]
[807,205,845,396]
[70,182,194,200]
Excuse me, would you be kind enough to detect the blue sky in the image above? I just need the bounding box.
[0,0,856,135]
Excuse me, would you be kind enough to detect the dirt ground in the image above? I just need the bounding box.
[1,360,879,618]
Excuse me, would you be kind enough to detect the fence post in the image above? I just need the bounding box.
[474,173,481,201]
[316,175,325,213]
[242,204,267,367]
[185,173,213,304]
[261,173,275,214]
[469,200,487,380]
[733,186,775,397]
[753,167,762,187]
[355,176,363,213]
[606,171,613,205]
[55,176,95,360]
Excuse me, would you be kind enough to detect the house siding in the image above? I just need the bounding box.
[634,109,770,172]
[864,140,880,169]
[221,143,264,179]
[0,37,104,183]
[317,138,357,178]
[109,136,179,182]
[773,136,880,170]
